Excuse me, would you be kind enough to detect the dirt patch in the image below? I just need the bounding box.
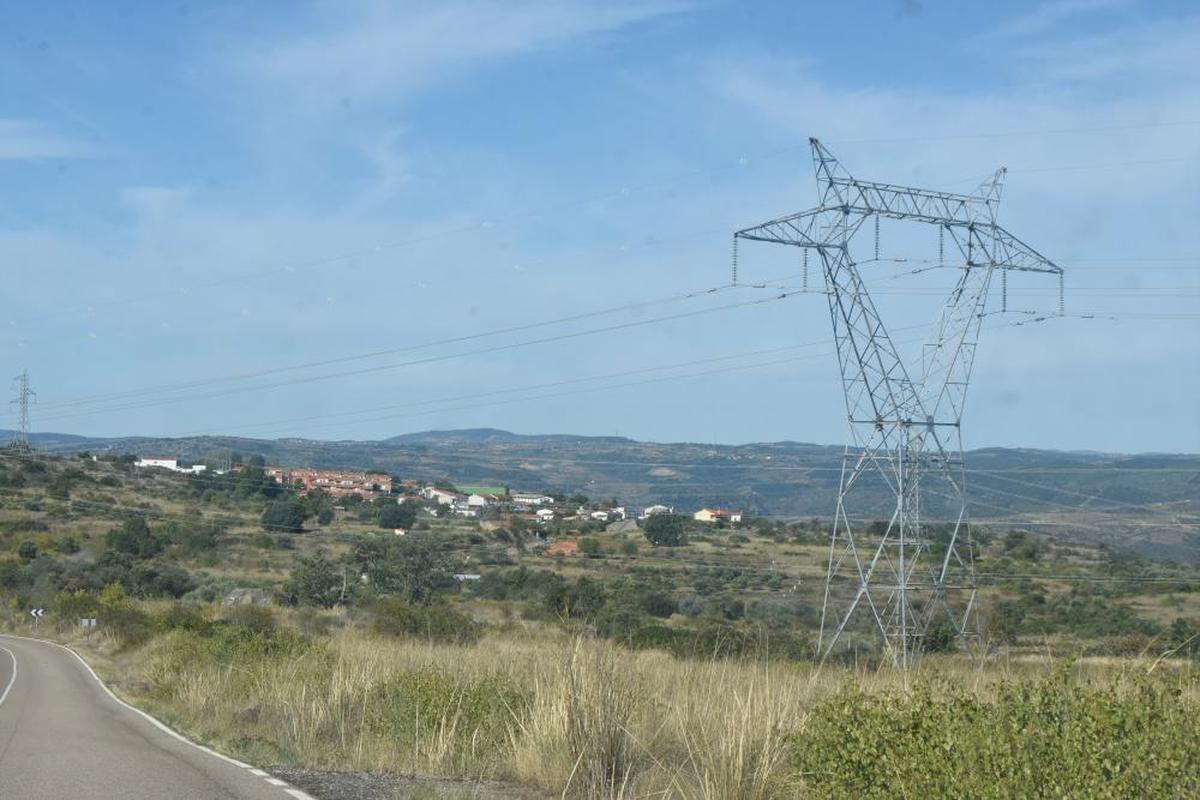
[269,768,540,800]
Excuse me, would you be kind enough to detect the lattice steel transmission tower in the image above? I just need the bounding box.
[734,139,1062,668]
[10,370,35,450]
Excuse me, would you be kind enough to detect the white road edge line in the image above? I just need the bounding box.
[0,646,16,706]
[0,634,317,800]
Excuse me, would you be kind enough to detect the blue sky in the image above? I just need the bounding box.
[2,0,1198,452]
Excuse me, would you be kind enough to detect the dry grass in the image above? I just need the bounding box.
[104,611,1197,800]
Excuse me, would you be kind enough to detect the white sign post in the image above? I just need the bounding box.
[30,607,45,631]
[80,618,97,640]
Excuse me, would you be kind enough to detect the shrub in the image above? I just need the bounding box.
[97,584,153,650]
[282,551,343,608]
[105,516,163,558]
[156,602,212,634]
[792,670,1200,798]
[365,668,527,753]
[53,589,101,622]
[377,501,417,530]
[642,513,687,547]
[638,589,677,618]
[54,536,81,554]
[372,599,480,645]
[260,499,307,533]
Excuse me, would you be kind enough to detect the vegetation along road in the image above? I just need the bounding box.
[0,634,312,800]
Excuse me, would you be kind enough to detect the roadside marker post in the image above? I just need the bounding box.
[29,607,45,632]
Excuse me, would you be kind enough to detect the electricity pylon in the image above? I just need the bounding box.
[10,370,35,450]
[734,139,1062,668]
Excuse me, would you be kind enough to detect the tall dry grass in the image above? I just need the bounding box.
[126,614,1197,799]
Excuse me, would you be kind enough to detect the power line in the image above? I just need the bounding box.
[34,291,804,423]
[27,313,1067,437]
[7,115,1198,331]
[36,280,752,411]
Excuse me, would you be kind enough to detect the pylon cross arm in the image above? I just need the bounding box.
[980,225,1062,275]
[734,208,835,248]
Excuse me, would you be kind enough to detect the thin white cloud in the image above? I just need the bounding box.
[0,119,96,160]
[350,126,410,211]
[988,0,1129,40]
[1009,14,1200,81]
[237,0,685,108]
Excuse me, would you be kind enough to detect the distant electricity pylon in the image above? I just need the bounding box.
[734,139,1063,668]
[10,370,35,450]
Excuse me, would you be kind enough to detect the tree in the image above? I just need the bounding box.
[377,501,417,530]
[234,464,282,499]
[105,516,163,558]
[261,499,307,533]
[642,513,687,547]
[17,540,37,561]
[349,536,449,605]
[283,551,343,607]
[638,589,677,618]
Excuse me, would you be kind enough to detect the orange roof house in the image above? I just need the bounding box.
[544,540,582,557]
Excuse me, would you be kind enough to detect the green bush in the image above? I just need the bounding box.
[372,599,480,645]
[155,602,212,634]
[792,670,1200,798]
[144,615,314,699]
[105,516,163,559]
[642,513,687,547]
[282,551,343,608]
[261,499,307,533]
[377,501,417,530]
[103,603,154,650]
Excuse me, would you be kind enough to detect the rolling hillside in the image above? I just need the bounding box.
[6,427,1199,561]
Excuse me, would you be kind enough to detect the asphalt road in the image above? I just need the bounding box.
[0,634,312,799]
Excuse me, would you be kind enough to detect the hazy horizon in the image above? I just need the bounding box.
[8,424,1199,458]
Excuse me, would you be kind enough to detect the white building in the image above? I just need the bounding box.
[135,457,207,474]
[639,504,673,520]
[536,508,557,522]
[136,456,179,470]
[511,492,555,506]
[693,508,744,524]
[467,494,493,508]
[422,487,462,506]
[590,510,612,522]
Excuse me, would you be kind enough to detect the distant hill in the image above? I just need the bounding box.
[383,428,634,446]
[5,427,1199,561]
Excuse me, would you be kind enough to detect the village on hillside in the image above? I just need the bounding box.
[132,455,745,546]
